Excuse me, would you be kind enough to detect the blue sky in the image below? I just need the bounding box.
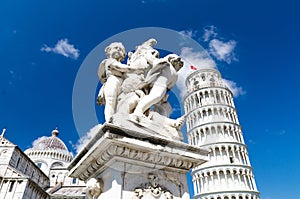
[1,0,299,198]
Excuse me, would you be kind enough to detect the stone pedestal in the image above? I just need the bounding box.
[69,124,208,199]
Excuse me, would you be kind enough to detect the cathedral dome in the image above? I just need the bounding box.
[25,128,73,174]
[32,128,69,152]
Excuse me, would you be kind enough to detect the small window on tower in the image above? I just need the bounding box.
[37,162,42,168]
[72,178,77,184]
[229,156,234,163]
[201,75,206,81]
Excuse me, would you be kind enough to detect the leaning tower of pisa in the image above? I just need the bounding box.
[184,68,260,199]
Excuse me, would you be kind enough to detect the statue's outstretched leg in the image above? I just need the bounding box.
[171,115,186,130]
[133,74,169,116]
[103,76,122,122]
[133,85,167,116]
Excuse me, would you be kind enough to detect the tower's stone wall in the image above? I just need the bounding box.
[184,68,260,199]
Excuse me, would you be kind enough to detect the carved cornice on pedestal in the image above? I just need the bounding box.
[69,124,208,182]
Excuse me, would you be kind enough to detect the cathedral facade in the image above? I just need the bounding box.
[0,129,86,199]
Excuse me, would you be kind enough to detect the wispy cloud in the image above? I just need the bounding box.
[179,25,238,65]
[279,130,287,135]
[41,39,80,59]
[141,0,167,3]
[176,63,192,99]
[209,39,237,64]
[176,47,216,98]
[177,26,242,98]
[265,128,287,136]
[202,25,217,42]
[74,124,102,153]
[180,47,216,69]
[7,69,22,86]
[179,30,197,38]
[248,139,256,145]
[176,46,244,99]
[222,78,246,97]
[32,136,48,149]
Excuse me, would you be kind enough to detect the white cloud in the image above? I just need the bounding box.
[180,47,216,69]
[141,0,167,3]
[176,25,243,99]
[201,25,238,64]
[32,136,48,149]
[176,62,193,99]
[248,139,256,145]
[222,78,245,97]
[75,124,102,153]
[202,25,217,42]
[209,39,237,64]
[279,130,287,135]
[179,30,197,38]
[41,39,80,59]
[176,47,216,98]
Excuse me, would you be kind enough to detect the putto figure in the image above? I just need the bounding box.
[97,39,186,140]
[97,42,139,122]
[133,53,184,116]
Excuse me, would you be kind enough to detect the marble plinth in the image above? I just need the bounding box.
[69,124,208,199]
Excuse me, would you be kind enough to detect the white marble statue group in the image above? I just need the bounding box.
[97,39,185,140]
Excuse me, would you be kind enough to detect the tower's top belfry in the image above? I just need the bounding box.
[184,68,236,132]
[185,68,224,95]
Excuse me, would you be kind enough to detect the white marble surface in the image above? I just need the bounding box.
[69,124,208,199]
[97,39,185,141]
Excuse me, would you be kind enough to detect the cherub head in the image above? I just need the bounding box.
[105,42,126,61]
[167,54,184,71]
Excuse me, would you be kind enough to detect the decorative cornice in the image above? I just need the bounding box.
[192,164,255,175]
[195,190,260,198]
[185,103,237,118]
[187,121,241,133]
[198,141,248,149]
[184,85,232,100]
[69,124,208,181]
